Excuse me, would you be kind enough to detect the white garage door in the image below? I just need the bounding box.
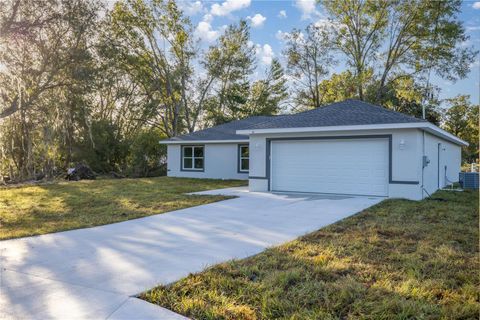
[271,138,389,196]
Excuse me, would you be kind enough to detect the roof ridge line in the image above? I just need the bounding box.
[284,100,359,116]
[239,114,291,131]
[355,99,427,122]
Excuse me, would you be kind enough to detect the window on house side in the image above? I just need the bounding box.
[239,145,249,172]
[182,146,204,170]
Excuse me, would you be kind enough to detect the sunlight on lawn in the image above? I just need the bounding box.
[0,177,246,240]
[142,190,479,319]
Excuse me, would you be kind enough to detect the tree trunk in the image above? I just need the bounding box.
[357,67,364,101]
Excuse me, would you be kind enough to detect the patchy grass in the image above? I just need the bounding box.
[142,190,479,319]
[0,177,246,240]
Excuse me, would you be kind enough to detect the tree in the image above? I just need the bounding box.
[443,95,479,163]
[0,0,101,180]
[0,0,276,182]
[75,119,128,173]
[321,0,387,101]
[374,76,442,124]
[204,20,256,125]
[127,128,166,177]
[0,0,58,39]
[242,58,288,117]
[283,23,336,110]
[319,70,361,104]
[318,70,442,123]
[106,0,196,137]
[0,0,100,120]
[184,21,255,132]
[320,0,477,104]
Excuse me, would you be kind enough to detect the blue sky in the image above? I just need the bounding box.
[179,0,480,106]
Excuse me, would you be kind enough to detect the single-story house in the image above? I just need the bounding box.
[161,99,467,200]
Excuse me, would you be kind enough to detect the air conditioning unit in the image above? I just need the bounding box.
[459,172,479,189]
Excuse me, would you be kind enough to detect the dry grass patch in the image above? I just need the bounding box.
[0,177,246,240]
[142,190,479,319]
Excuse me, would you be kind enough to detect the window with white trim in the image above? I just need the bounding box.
[239,145,249,172]
[182,146,204,170]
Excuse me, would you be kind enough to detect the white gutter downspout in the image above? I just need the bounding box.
[421,130,425,199]
[421,103,426,199]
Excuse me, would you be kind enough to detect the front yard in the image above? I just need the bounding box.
[142,190,479,319]
[0,177,246,240]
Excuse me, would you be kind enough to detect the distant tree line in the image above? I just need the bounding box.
[0,0,477,182]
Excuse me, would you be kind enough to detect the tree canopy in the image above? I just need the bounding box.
[320,0,477,105]
[0,0,477,182]
[443,95,479,163]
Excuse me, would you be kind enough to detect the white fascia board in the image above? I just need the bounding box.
[236,122,468,146]
[159,139,248,145]
[423,123,469,146]
[236,123,422,135]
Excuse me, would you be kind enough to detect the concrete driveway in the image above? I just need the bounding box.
[0,187,383,319]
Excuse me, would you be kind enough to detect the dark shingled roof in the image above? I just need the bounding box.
[165,99,426,141]
[165,116,277,141]
[245,99,426,130]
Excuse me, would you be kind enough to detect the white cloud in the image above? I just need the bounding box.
[247,13,266,28]
[211,0,251,16]
[219,24,228,33]
[278,10,287,19]
[294,0,320,20]
[466,25,480,32]
[203,13,214,23]
[256,44,274,65]
[195,14,219,43]
[178,0,205,15]
[472,2,480,9]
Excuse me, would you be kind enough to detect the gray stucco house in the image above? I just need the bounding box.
[161,99,467,200]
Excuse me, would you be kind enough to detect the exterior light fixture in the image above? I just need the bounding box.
[399,139,406,150]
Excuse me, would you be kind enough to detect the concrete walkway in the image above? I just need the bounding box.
[0,188,383,319]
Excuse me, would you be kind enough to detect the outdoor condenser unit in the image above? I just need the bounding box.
[459,172,479,189]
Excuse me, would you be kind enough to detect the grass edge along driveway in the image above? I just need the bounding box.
[0,177,246,240]
[142,190,479,320]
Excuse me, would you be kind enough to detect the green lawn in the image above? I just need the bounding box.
[0,177,246,240]
[142,190,479,320]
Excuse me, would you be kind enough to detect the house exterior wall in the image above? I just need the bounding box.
[165,128,462,200]
[247,128,462,200]
[167,144,249,180]
[422,132,461,196]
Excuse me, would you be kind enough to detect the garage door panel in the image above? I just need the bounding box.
[271,139,389,196]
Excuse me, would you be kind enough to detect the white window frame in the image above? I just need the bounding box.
[238,144,249,173]
[182,145,204,171]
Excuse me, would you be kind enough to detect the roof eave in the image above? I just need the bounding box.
[236,122,468,147]
[423,123,469,146]
[159,139,249,145]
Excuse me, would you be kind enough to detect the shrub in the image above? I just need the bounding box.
[127,128,167,177]
[74,120,129,173]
